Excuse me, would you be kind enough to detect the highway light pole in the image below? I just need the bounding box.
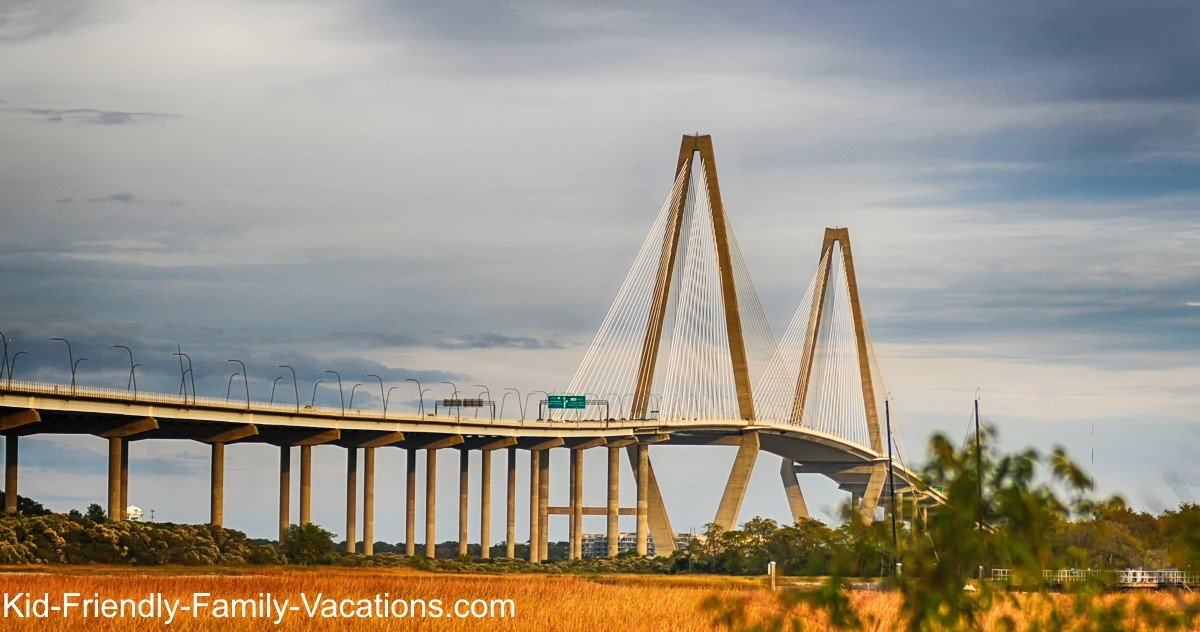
[111,345,137,396]
[270,376,284,404]
[7,351,26,388]
[0,330,9,382]
[443,381,459,421]
[405,378,423,416]
[386,386,400,415]
[48,337,77,393]
[324,370,345,416]
[278,365,299,413]
[310,379,325,408]
[367,374,386,415]
[226,373,242,401]
[227,360,250,409]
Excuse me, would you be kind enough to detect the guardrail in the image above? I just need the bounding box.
[0,379,707,426]
[991,568,1199,587]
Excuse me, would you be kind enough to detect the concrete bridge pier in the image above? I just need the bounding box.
[527,449,540,562]
[4,435,15,513]
[505,446,516,558]
[405,447,416,555]
[606,446,620,557]
[457,448,469,557]
[299,445,312,524]
[635,442,648,556]
[537,448,549,561]
[120,439,129,519]
[479,448,492,559]
[345,447,357,554]
[569,448,583,559]
[210,442,224,527]
[107,437,122,520]
[362,446,374,556]
[425,448,437,557]
[278,445,290,542]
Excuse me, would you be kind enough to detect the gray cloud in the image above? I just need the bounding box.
[83,191,182,206]
[10,106,181,125]
[0,0,99,43]
[434,333,565,350]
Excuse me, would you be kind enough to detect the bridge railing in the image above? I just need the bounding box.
[991,568,1199,587]
[0,379,663,426]
[0,379,433,421]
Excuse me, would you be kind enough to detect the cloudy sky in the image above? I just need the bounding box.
[1,0,1197,543]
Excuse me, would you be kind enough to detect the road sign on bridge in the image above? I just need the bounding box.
[547,394,586,409]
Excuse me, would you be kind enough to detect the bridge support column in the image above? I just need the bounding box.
[345,448,358,554]
[538,448,549,561]
[458,448,469,557]
[480,448,492,559]
[714,431,759,532]
[425,448,437,557]
[120,438,129,519]
[570,448,583,559]
[279,446,291,542]
[299,445,312,525]
[857,462,887,524]
[606,446,619,557]
[405,448,416,555]
[505,446,516,558]
[780,459,809,523]
[528,450,540,562]
[363,447,375,556]
[635,443,648,556]
[210,442,224,527]
[3,435,15,514]
[626,444,675,556]
[107,437,122,520]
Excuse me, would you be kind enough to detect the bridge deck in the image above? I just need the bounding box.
[0,380,940,505]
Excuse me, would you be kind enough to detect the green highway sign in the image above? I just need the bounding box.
[547,394,587,409]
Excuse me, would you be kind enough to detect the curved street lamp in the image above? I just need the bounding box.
[506,388,525,422]
[349,383,364,411]
[442,381,459,421]
[278,365,299,413]
[227,359,250,409]
[171,349,196,405]
[71,357,87,395]
[0,330,9,383]
[7,351,26,388]
[111,345,137,397]
[525,390,549,421]
[473,384,491,419]
[386,386,401,416]
[310,379,325,408]
[226,372,242,401]
[270,376,284,404]
[500,388,521,420]
[405,378,423,416]
[324,370,345,415]
[47,337,77,392]
[366,374,386,415]
[130,364,142,399]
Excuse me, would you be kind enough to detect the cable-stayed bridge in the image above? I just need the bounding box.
[0,134,941,560]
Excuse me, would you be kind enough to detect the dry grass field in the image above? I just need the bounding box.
[0,567,1195,630]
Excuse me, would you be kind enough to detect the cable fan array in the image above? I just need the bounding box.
[754,241,887,450]
[564,142,896,453]
[565,156,776,421]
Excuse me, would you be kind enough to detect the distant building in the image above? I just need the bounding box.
[580,532,696,557]
[125,506,144,522]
